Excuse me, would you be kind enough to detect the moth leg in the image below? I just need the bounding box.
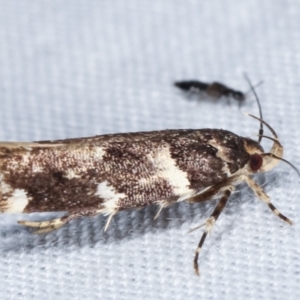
[245,176,292,225]
[193,189,232,276]
[154,205,164,220]
[154,200,170,220]
[18,218,68,234]
[18,210,99,234]
[188,175,239,204]
[104,213,116,231]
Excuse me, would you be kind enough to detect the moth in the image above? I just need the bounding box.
[0,81,297,275]
[174,80,246,105]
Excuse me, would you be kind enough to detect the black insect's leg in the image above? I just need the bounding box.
[193,189,231,276]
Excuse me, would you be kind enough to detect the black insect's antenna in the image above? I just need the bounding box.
[244,74,264,143]
[245,80,264,96]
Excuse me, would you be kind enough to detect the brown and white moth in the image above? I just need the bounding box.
[0,81,297,275]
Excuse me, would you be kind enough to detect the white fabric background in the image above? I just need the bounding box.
[0,1,300,299]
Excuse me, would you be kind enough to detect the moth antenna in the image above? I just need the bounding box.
[246,113,283,171]
[262,153,300,178]
[258,134,281,145]
[244,74,264,143]
[246,114,278,139]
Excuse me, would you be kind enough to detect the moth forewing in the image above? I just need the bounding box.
[0,129,254,222]
[0,117,296,275]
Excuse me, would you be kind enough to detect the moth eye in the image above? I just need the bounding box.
[249,153,263,171]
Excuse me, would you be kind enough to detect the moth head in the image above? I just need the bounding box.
[243,136,282,174]
[243,114,299,176]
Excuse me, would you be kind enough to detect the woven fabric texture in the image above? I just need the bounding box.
[0,1,300,299]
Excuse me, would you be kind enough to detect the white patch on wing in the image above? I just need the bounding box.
[5,189,30,213]
[221,163,232,176]
[0,174,30,213]
[32,165,44,173]
[0,174,13,194]
[65,169,81,179]
[95,181,125,215]
[5,152,31,171]
[93,147,105,159]
[148,146,195,201]
[207,139,232,163]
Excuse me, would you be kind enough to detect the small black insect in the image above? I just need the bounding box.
[174,80,245,103]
